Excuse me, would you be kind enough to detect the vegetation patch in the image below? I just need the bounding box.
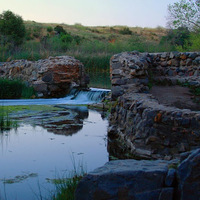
[51,175,84,200]
[0,78,36,99]
[0,106,18,132]
[1,173,38,184]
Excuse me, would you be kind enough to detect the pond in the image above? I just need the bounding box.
[0,98,109,199]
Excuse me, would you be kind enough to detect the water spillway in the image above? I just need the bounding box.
[0,88,110,106]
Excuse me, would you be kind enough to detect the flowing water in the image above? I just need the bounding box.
[0,88,110,200]
[0,88,110,106]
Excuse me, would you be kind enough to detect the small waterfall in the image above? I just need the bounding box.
[64,88,110,104]
[0,88,110,106]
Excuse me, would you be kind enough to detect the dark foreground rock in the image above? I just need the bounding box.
[0,56,89,97]
[75,159,175,200]
[177,148,200,200]
[75,148,200,200]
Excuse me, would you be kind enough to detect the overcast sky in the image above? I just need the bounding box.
[0,0,178,28]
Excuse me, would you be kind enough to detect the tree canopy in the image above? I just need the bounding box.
[0,10,26,46]
[167,0,200,30]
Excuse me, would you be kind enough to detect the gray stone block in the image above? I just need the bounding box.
[75,159,170,200]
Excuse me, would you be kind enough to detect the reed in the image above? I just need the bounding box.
[0,106,18,132]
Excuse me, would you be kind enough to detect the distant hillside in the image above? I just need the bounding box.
[1,21,174,75]
[24,21,167,44]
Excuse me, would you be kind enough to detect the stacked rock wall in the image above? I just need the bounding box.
[109,51,200,160]
[0,56,89,97]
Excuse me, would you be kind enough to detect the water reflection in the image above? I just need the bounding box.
[8,105,90,137]
[88,72,111,89]
[0,107,108,200]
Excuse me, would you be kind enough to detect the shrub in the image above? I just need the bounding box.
[119,27,132,35]
[47,26,53,33]
[60,33,73,43]
[0,10,26,46]
[54,25,66,35]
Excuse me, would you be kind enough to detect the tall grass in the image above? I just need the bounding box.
[52,156,86,200]
[0,78,36,99]
[52,175,83,200]
[0,106,18,132]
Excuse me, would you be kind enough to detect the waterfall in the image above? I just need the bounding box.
[65,88,110,104]
[0,88,110,106]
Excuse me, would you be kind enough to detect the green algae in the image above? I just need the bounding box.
[1,173,38,184]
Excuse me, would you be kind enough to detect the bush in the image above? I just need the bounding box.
[47,26,53,33]
[54,25,66,35]
[0,10,26,46]
[60,33,73,43]
[119,27,132,35]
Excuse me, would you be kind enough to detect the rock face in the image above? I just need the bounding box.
[75,149,200,200]
[177,148,200,200]
[0,56,89,97]
[109,51,200,160]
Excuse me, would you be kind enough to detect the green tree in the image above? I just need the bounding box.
[0,10,26,46]
[167,0,200,30]
[160,27,191,48]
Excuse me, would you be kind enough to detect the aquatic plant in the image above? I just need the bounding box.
[0,106,18,132]
[52,156,86,200]
[52,175,83,200]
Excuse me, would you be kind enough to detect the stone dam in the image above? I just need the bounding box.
[0,56,89,98]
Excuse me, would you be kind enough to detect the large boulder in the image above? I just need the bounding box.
[0,56,89,97]
[75,159,176,200]
[75,149,200,200]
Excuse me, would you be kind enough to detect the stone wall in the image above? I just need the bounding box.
[0,56,89,98]
[109,51,200,160]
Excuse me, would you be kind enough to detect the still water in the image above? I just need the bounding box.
[0,108,108,200]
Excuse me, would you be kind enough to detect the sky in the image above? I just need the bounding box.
[0,0,179,28]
